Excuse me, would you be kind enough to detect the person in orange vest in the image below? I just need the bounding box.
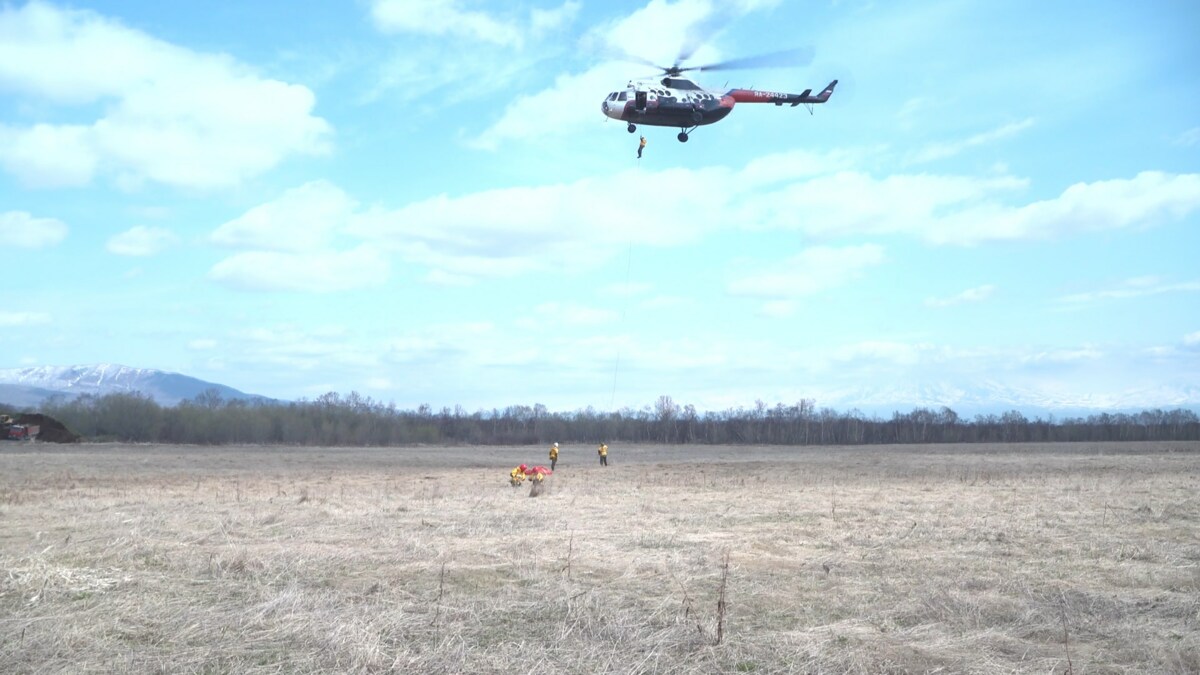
[549,442,559,470]
[598,442,609,467]
[637,135,646,159]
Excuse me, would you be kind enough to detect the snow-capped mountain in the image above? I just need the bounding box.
[818,380,1200,418]
[0,364,269,408]
[3,365,1195,416]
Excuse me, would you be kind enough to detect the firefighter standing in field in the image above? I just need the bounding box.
[598,442,608,466]
[549,442,559,471]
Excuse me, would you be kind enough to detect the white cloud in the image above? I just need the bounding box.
[385,322,505,367]
[371,0,523,46]
[1020,346,1104,364]
[743,171,1030,241]
[0,311,51,327]
[368,0,579,50]
[208,181,381,292]
[728,243,885,299]
[218,162,1199,291]
[738,147,875,187]
[531,1,582,35]
[471,0,750,146]
[208,247,390,293]
[830,340,929,367]
[106,225,177,256]
[423,269,477,287]
[0,2,331,189]
[1184,331,1200,347]
[364,1,581,107]
[896,97,930,130]
[224,324,378,371]
[1174,127,1200,147]
[188,339,218,351]
[465,61,631,150]
[533,302,617,326]
[211,180,356,253]
[925,284,995,308]
[0,211,68,248]
[0,124,96,188]
[949,171,1200,243]
[345,167,730,276]
[753,170,1200,245]
[910,118,1035,164]
[1059,276,1200,304]
[759,300,796,318]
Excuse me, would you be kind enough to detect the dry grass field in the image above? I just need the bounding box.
[2,442,1198,674]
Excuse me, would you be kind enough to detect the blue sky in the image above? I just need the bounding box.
[1,0,1198,414]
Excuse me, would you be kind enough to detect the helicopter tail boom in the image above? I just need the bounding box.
[727,79,837,106]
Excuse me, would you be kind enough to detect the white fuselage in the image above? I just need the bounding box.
[601,78,735,129]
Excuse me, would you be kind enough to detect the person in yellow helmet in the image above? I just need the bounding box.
[549,442,559,471]
[598,442,609,467]
[509,464,527,486]
[637,135,646,159]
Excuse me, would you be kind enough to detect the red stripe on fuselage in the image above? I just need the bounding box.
[728,89,783,103]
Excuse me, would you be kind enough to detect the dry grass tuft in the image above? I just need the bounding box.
[1,441,1198,673]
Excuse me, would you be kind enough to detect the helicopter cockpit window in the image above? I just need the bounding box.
[617,92,628,101]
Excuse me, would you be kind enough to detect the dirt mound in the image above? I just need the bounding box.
[15,413,81,443]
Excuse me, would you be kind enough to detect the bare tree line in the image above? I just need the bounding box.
[11,390,1197,446]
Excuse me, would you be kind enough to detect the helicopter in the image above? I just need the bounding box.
[600,48,836,142]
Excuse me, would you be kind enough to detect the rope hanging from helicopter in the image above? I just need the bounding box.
[608,236,633,411]
[600,22,832,411]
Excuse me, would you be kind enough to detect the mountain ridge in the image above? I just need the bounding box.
[2,364,1197,416]
[0,364,269,408]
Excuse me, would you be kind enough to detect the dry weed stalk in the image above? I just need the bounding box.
[432,561,447,630]
[667,564,707,640]
[564,532,574,579]
[715,549,730,646]
[1060,594,1073,674]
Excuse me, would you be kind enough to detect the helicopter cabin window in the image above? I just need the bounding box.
[617,92,628,101]
[608,93,618,101]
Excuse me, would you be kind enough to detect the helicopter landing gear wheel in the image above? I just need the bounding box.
[627,123,636,133]
[677,131,689,142]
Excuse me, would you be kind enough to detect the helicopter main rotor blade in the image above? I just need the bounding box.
[674,7,740,67]
[613,49,668,71]
[591,40,671,73]
[684,46,815,73]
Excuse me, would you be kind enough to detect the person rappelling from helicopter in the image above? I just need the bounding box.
[637,135,647,159]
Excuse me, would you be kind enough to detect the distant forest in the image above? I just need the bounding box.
[8,390,1199,445]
